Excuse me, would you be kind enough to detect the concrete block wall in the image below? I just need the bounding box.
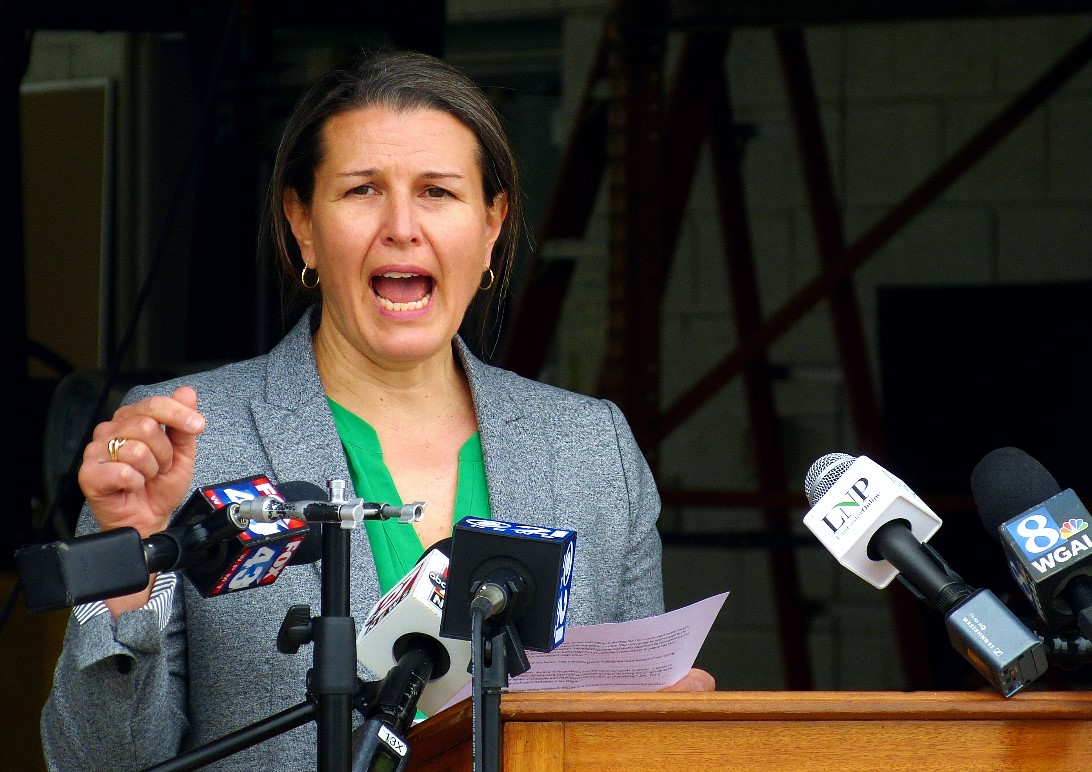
[537,12,1092,690]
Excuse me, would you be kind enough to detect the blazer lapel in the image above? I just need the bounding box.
[244,308,380,621]
[456,338,557,527]
[250,308,355,493]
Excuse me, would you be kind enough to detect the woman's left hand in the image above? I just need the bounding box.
[660,668,716,692]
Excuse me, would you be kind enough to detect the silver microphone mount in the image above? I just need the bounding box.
[236,478,424,529]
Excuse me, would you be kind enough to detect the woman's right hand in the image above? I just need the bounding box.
[77,386,205,615]
[78,385,206,541]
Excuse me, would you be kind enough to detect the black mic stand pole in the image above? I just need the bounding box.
[142,682,382,772]
[470,581,531,772]
[142,478,359,772]
[313,479,358,771]
[479,621,530,772]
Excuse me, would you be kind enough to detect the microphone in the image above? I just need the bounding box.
[440,518,577,653]
[15,477,324,611]
[803,452,1048,697]
[803,453,943,591]
[351,649,426,772]
[355,540,471,718]
[438,519,576,772]
[163,478,325,597]
[972,446,1092,638]
[352,540,472,772]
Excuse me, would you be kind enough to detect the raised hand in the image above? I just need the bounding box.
[76,385,205,615]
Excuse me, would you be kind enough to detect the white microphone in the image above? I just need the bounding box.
[803,453,942,589]
[356,544,471,718]
[802,452,1048,697]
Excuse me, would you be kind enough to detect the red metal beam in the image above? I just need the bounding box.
[495,36,610,377]
[708,56,815,690]
[653,28,1092,445]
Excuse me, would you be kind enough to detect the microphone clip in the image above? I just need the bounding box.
[481,620,532,681]
[237,478,425,529]
[892,540,974,614]
[470,567,531,626]
[469,568,534,680]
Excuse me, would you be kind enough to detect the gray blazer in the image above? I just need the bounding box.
[41,306,664,771]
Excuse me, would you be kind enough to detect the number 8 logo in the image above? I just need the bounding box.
[1015,512,1060,554]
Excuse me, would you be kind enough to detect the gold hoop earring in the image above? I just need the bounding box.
[301,265,320,290]
[478,268,495,292]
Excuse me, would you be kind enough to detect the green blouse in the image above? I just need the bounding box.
[327,397,491,594]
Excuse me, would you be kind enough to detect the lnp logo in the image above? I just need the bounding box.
[819,476,877,534]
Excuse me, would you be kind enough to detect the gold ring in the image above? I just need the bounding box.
[108,437,128,462]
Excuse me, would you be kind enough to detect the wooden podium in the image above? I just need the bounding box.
[406,690,1092,771]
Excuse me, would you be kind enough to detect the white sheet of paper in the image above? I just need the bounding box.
[438,591,729,711]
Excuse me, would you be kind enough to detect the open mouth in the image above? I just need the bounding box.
[371,271,433,311]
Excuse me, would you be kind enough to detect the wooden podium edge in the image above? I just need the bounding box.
[407,689,1092,761]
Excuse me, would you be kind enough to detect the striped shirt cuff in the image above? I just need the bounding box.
[73,573,178,630]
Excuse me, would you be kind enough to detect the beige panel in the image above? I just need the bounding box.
[21,81,109,378]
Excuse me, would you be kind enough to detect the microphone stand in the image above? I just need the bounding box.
[143,681,382,772]
[143,480,423,772]
[314,501,357,770]
[470,602,531,772]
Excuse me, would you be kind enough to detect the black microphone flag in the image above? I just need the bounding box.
[441,517,576,653]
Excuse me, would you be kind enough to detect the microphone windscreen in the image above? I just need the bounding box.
[804,452,855,506]
[971,448,1062,539]
[16,528,151,612]
[276,480,330,500]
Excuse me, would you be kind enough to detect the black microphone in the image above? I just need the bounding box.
[439,518,576,772]
[803,452,1048,696]
[972,446,1092,638]
[162,478,326,597]
[350,648,430,772]
[440,518,576,653]
[15,477,325,612]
